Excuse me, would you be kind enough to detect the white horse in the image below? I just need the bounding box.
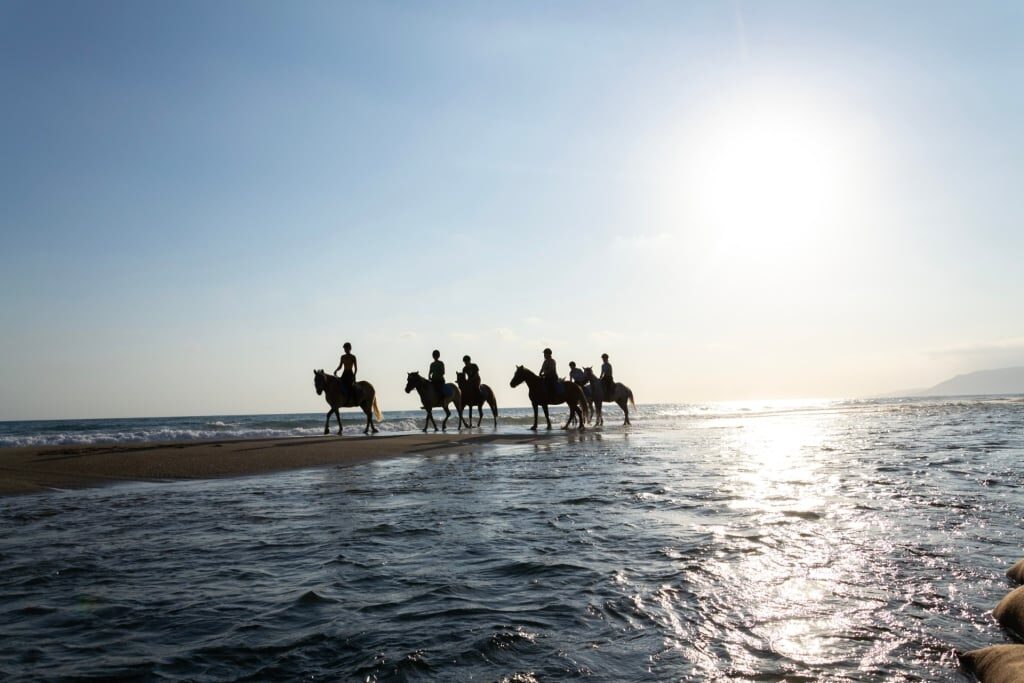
[582,367,636,426]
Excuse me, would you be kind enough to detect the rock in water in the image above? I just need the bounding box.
[959,645,1024,683]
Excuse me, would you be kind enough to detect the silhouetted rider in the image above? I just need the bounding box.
[334,342,357,399]
[568,361,585,386]
[600,353,614,397]
[463,355,481,391]
[539,348,558,398]
[429,350,446,404]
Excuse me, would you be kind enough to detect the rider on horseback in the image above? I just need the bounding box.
[600,353,614,397]
[429,350,446,404]
[539,348,558,399]
[462,355,481,392]
[568,361,585,386]
[333,342,358,401]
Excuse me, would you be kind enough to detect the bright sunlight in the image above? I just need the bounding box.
[680,86,869,273]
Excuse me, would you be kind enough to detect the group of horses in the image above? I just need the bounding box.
[312,365,636,435]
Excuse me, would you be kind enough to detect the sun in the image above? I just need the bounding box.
[679,88,865,272]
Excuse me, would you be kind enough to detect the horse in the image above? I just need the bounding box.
[313,369,382,435]
[566,381,595,428]
[509,366,589,431]
[456,371,498,428]
[582,366,636,426]
[405,371,464,432]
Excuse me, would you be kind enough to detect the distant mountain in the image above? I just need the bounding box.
[916,367,1024,397]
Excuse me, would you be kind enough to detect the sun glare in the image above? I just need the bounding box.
[678,88,867,274]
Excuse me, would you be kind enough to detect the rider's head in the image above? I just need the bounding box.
[343,342,351,352]
[543,348,552,357]
[463,355,471,363]
[601,353,609,360]
[569,361,576,368]
[432,349,440,359]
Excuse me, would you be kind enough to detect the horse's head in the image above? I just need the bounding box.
[510,365,526,388]
[405,371,420,394]
[456,371,466,386]
[583,366,595,381]
[314,369,325,395]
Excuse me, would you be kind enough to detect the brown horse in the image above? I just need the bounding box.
[405,371,464,432]
[509,366,588,431]
[582,366,636,426]
[313,369,382,435]
[456,371,498,428]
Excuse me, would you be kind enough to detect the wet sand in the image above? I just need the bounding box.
[0,432,554,496]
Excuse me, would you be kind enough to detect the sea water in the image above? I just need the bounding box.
[0,397,1022,680]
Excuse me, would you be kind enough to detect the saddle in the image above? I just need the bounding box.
[548,380,567,402]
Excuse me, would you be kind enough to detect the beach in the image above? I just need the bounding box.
[0,431,558,496]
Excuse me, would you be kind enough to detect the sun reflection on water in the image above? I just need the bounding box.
[697,409,883,672]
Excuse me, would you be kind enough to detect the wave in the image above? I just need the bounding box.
[3,396,1020,448]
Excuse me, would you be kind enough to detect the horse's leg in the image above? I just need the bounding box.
[423,408,431,433]
[542,403,551,430]
[442,401,451,431]
[368,398,379,434]
[530,403,538,431]
[324,409,332,435]
[561,401,572,430]
[618,398,630,425]
[490,397,498,428]
[335,408,344,435]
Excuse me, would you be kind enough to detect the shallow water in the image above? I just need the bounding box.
[1,398,1022,680]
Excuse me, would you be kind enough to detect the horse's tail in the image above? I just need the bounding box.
[373,396,383,422]
[628,388,636,409]
[485,386,498,425]
[579,386,590,424]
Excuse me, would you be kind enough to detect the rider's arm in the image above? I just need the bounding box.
[334,358,343,376]
[353,356,358,376]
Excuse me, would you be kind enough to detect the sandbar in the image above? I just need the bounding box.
[0,432,556,496]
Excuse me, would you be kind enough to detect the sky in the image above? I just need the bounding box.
[2,1,1023,419]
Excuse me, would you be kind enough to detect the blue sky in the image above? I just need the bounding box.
[2,1,1023,418]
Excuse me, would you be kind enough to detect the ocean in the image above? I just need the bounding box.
[1,396,1022,680]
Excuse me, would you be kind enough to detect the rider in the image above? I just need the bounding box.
[333,342,358,400]
[462,355,481,392]
[600,353,614,397]
[429,350,446,404]
[568,361,585,386]
[539,348,558,398]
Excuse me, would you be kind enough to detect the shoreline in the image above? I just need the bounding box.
[0,432,562,497]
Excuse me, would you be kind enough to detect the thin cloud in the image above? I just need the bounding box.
[495,327,520,342]
[926,337,1024,357]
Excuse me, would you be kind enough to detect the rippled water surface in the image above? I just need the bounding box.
[1,398,1022,681]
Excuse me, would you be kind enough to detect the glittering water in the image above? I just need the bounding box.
[1,397,1022,681]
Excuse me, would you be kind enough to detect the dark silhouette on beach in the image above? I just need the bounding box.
[333,342,358,402]
[510,365,589,430]
[405,371,464,432]
[600,353,614,397]
[428,350,446,406]
[313,369,382,434]
[583,366,636,426]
